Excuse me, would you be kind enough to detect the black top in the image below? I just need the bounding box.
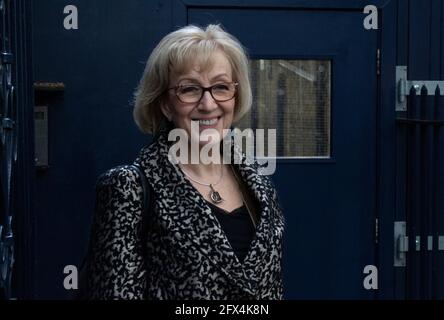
[207,201,256,262]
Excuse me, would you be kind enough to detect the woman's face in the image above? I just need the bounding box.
[161,50,236,148]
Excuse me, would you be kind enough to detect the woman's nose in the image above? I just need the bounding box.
[197,91,218,111]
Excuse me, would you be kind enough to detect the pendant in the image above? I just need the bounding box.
[209,184,223,204]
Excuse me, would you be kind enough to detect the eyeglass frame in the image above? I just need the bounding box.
[166,82,239,103]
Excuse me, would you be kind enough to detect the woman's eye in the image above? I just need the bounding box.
[179,86,200,94]
[213,84,230,91]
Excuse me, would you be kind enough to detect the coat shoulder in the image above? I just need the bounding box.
[96,165,140,190]
[94,165,144,221]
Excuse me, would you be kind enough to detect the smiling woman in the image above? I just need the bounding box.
[82,24,285,300]
[161,49,237,148]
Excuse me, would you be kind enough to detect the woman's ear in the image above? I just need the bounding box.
[160,102,172,122]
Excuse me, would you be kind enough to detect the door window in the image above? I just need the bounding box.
[237,59,331,158]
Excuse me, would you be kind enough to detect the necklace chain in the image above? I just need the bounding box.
[179,164,224,187]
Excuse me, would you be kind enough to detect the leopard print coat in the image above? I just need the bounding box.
[85,128,285,300]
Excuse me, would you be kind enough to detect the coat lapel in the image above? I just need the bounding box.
[135,129,277,296]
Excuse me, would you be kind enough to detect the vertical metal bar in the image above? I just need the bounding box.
[405,87,413,298]
[419,86,426,299]
[406,86,421,299]
[422,85,434,299]
[432,85,441,299]
[434,85,443,299]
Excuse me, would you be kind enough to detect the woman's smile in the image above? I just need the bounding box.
[192,116,222,131]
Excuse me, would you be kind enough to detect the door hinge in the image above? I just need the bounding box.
[394,221,444,267]
[396,65,444,111]
[376,49,381,76]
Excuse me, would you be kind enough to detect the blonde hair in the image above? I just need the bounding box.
[133,24,252,134]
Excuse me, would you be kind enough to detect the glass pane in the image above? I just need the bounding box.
[237,60,331,158]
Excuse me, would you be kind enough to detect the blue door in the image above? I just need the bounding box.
[31,0,390,299]
[184,2,379,299]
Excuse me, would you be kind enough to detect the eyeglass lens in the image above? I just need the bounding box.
[176,83,236,103]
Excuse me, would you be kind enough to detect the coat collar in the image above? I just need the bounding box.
[135,127,277,296]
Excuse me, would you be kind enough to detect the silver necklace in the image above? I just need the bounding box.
[179,164,224,204]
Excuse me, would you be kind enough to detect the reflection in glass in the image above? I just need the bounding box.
[237,60,331,158]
